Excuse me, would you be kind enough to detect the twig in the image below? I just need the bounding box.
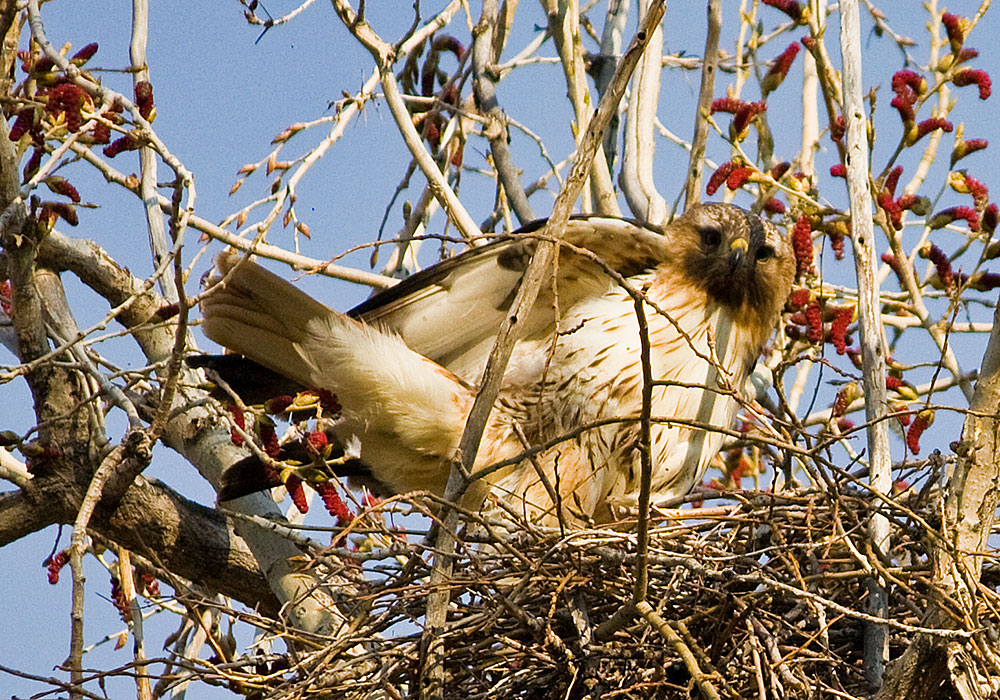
[838,0,891,685]
[683,0,721,209]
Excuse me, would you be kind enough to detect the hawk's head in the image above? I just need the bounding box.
[668,203,794,331]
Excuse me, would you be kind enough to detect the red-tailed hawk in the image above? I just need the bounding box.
[198,203,794,525]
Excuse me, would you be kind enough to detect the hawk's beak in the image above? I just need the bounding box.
[728,238,748,272]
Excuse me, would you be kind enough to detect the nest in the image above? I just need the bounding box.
[221,483,1000,700]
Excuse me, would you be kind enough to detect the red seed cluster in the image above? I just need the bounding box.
[829,230,845,260]
[8,107,36,142]
[890,70,926,124]
[41,201,78,227]
[314,481,353,525]
[770,161,791,180]
[928,206,980,233]
[45,176,80,203]
[285,475,308,513]
[914,117,953,141]
[103,134,140,158]
[884,166,903,196]
[953,69,992,100]
[792,214,814,276]
[264,394,294,414]
[226,404,245,446]
[804,300,823,343]
[906,410,933,454]
[307,387,341,414]
[829,115,846,143]
[137,572,160,598]
[952,137,989,165]
[919,243,954,290]
[762,42,800,95]
[71,42,99,65]
[941,12,967,53]
[706,161,735,196]
[983,203,998,233]
[134,81,154,120]
[306,431,329,454]
[967,272,1000,292]
[787,287,810,309]
[46,550,68,584]
[47,84,90,133]
[829,306,852,354]
[0,279,11,315]
[260,424,281,459]
[710,98,767,138]
[761,0,803,21]
[763,198,786,215]
[958,174,989,209]
[110,575,132,623]
[726,166,754,190]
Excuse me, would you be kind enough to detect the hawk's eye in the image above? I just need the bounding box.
[755,245,775,261]
[699,227,722,248]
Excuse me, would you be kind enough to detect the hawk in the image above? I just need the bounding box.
[198,203,794,525]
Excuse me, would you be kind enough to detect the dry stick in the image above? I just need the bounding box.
[116,551,152,700]
[620,0,667,225]
[542,0,620,216]
[632,294,654,605]
[418,4,666,698]
[635,601,722,700]
[838,0,892,686]
[682,0,721,209]
[130,0,176,303]
[472,0,536,225]
[595,0,628,170]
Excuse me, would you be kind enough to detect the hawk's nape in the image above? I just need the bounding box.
[197,203,794,525]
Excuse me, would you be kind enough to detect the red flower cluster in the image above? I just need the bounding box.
[761,0,803,21]
[890,69,925,124]
[46,550,68,585]
[941,12,967,53]
[951,137,988,165]
[928,206,980,233]
[71,43,99,65]
[134,81,154,120]
[710,98,767,139]
[906,410,934,454]
[0,279,11,315]
[953,173,989,209]
[763,198,786,215]
[45,176,80,203]
[226,404,245,446]
[953,69,991,100]
[46,83,88,133]
[103,134,140,158]
[828,229,845,260]
[110,575,132,623]
[285,475,308,513]
[314,481,353,525]
[918,243,955,289]
[792,214,814,276]
[762,42,800,95]
[829,306,853,354]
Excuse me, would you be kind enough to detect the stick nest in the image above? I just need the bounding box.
[227,485,1000,700]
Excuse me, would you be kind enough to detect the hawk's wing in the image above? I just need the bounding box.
[352,216,670,382]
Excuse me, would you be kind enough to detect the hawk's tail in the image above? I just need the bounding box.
[199,251,474,495]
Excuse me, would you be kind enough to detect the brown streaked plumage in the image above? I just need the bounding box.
[199,203,794,525]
